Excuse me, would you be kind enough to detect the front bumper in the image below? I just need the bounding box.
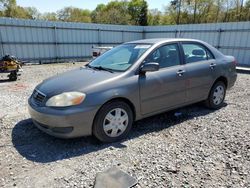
[28,100,99,139]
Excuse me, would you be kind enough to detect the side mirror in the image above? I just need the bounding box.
[140,62,159,73]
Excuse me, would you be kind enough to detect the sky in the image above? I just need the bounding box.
[16,0,170,13]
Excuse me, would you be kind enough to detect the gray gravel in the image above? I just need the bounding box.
[0,63,249,188]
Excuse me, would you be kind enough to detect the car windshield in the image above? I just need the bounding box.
[88,43,151,72]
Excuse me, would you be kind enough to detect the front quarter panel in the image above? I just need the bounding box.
[82,74,141,120]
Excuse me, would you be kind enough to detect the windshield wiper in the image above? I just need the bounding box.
[85,64,114,73]
[91,66,114,73]
[85,64,93,69]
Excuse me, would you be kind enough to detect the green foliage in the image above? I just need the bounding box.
[164,0,250,24]
[24,7,41,19]
[128,0,148,25]
[246,0,250,7]
[91,3,106,23]
[0,0,249,25]
[0,0,40,19]
[41,12,58,21]
[148,9,161,25]
[91,0,149,25]
[57,7,91,23]
[91,1,131,25]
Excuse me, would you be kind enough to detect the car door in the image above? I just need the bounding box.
[139,43,187,115]
[181,42,217,102]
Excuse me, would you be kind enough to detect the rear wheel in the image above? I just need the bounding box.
[93,101,133,142]
[205,81,226,109]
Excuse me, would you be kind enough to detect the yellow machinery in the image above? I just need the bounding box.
[0,55,22,81]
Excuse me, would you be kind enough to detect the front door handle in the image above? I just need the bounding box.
[176,70,185,76]
[210,63,216,69]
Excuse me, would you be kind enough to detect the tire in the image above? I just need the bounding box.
[205,81,226,109]
[8,71,17,81]
[93,101,133,143]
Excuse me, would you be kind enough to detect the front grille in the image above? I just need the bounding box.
[32,89,46,105]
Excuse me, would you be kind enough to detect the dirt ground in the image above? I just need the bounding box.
[0,63,249,187]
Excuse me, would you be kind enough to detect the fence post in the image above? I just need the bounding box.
[175,29,179,38]
[217,28,223,49]
[54,26,58,63]
[121,30,124,43]
[0,30,4,56]
[98,29,101,46]
[142,28,146,39]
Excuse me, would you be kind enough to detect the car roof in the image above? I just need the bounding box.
[125,38,224,59]
[125,38,203,44]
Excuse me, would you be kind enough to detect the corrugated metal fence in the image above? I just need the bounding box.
[145,22,250,67]
[0,18,249,66]
[0,18,142,63]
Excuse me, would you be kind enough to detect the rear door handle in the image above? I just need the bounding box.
[176,70,185,76]
[210,63,216,69]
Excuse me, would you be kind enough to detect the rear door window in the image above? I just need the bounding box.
[182,43,214,64]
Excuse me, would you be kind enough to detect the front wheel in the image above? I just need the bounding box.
[205,81,226,109]
[93,101,133,142]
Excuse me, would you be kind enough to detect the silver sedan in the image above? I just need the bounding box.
[28,38,237,142]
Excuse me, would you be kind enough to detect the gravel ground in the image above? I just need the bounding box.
[0,63,249,188]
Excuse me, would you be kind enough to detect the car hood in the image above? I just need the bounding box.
[36,67,119,97]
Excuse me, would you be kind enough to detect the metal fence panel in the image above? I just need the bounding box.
[144,22,250,66]
[0,18,249,66]
[0,18,144,62]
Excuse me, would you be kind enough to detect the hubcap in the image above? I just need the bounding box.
[213,85,225,105]
[103,108,129,137]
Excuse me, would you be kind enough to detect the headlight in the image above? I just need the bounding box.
[46,92,86,107]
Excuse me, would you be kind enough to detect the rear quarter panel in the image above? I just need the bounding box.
[216,55,237,89]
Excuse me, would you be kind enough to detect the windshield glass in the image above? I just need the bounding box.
[89,44,151,72]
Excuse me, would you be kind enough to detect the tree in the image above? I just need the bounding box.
[0,0,6,11]
[41,12,58,21]
[24,7,41,19]
[164,0,250,24]
[0,0,5,16]
[57,7,91,23]
[167,0,184,24]
[0,0,40,19]
[91,1,131,25]
[1,0,250,24]
[128,0,148,25]
[91,4,106,23]
[246,0,250,6]
[148,9,162,25]
[2,0,17,17]
[169,0,182,24]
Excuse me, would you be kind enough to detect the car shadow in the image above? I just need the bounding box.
[0,79,11,83]
[12,103,227,163]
